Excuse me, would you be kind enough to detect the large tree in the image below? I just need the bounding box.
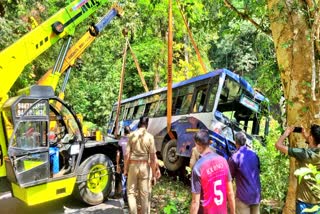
[220,0,319,212]
[268,0,319,212]
[1,1,308,211]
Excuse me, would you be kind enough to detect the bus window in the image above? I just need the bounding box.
[133,105,145,119]
[119,106,125,121]
[123,106,129,120]
[132,106,138,119]
[174,84,193,114]
[151,102,159,116]
[110,110,115,121]
[127,107,134,120]
[173,96,184,115]
[192,86,208,113]
[145,101,158,117]
[220,77,241,103]
[180,94,193,114]
[156,100,166,117]
[144,103,151,116]
[206,84,219,112]
[228,79,241,101]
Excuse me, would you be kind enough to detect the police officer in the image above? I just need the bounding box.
[124,116,160,214]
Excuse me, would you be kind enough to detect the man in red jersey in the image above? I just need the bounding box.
[190,129,235,214]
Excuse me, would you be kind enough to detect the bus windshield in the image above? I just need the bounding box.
[107,68,269,171]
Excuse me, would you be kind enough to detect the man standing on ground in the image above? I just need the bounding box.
[124,116,160,214]
[190,129,235,214]
[275,125,320,214]
[116,126,131,206]
[228,132,261,214]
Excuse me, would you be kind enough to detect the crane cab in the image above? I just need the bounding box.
[1,85,83,205]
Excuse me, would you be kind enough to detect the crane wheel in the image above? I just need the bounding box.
[73,154,114,205]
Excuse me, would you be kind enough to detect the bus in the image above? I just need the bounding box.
[107,68,269,171]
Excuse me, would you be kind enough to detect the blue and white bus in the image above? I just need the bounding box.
[107,68,269,171]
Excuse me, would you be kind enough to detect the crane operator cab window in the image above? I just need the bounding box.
[2,90,82,187]
[49,100,82,177]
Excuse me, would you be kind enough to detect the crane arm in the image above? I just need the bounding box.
[37,4,123,90]
[0,0,109,105]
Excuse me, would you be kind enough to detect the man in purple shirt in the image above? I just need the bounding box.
[228,132,261,214]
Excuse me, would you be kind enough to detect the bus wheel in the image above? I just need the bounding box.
[73,154,114,205]
[162,139,184,171]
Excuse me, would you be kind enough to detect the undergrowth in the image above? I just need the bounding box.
[151,175,191,214]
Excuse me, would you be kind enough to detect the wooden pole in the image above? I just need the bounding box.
[114,39,128,138]
[127,41,149,92]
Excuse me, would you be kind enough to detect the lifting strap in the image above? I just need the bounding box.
[176,0,206,74]
[167,0,175,140]
[166,0,207,140]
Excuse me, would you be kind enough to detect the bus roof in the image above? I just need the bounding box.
[118,68,268,105]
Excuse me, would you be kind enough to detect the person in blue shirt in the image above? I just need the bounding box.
[228,132,261,214]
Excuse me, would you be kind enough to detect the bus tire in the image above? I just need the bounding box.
[162,139,184,171]
[73,154,114,205]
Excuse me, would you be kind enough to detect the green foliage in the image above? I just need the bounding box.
[253,119,289,210]
[163,201,178,214]
[152,176,191,214]
[1,0,282,131]
[155,125,290,213]
[294,164,320,214]
[295,164,320,213]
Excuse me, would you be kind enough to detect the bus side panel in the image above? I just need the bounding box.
[148,117,172,152]
[171,116,207,158]
[164,115,236,160]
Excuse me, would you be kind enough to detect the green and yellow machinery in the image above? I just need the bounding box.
[0,0,122,206]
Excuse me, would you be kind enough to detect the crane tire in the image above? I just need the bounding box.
[73,154,114,205]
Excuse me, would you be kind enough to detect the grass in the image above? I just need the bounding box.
[151,174,191,214]
[150,173,284,214]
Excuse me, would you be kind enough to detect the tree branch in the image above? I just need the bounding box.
[223,0,272,35]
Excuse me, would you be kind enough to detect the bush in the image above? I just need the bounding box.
[154,120,290,213]
[295,164,320,213]
[151,175,191,214]
[254,120,289,212]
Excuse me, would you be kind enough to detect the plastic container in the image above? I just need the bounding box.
[96,130,102,141]
[49,147,59,174]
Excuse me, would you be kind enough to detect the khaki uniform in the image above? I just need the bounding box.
[126,128,156,214]
[189,147,200,169]
[189,146,216,169]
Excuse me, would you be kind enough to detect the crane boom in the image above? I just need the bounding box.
[0,0,109,105]
[37,4,123,90]
[0,0,109,179]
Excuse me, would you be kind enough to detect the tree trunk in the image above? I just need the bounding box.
[268,0,320,213]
